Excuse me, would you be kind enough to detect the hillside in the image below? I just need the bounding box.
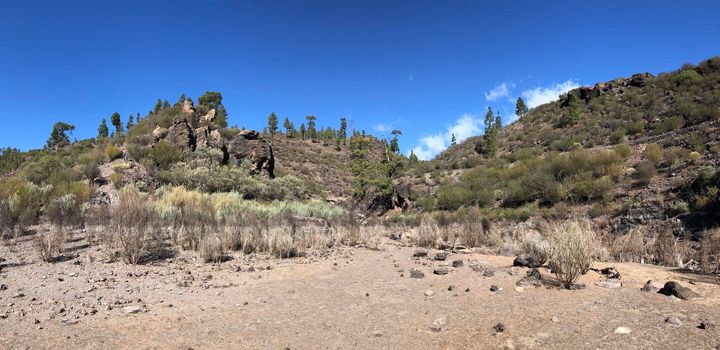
[403,57,720,233]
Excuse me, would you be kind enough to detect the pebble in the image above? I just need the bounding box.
[410,269,425,279]
[122,305,144,315]
[430,317,446,332]
[433,267,449,275]
[551,317,559,323]
[666,316,682,326]
[493,323,506,333]
[614,326,632,334]
[490,285,500,292]
[424,290,434,297]
[452,259,464,267]
[514,287,524,293]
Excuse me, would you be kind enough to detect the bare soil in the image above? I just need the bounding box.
[1,232,720,350]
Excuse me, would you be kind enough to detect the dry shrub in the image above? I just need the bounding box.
[547,219,600,288]
[111,185,155,264]
[0,199,14,240]
[458,212,498,248]
[517,226,550,264]
[411,216,441,248]
[32,229,65,262]
[651,229,683,267]
[268,225,302,258]
[610,226,647,263]
[46,194,83,229]
[199,233,226,263]
[699,229,720,272]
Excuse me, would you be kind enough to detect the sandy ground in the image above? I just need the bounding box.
[1,233,720,350]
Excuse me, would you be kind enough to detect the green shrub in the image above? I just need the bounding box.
[653,116,684,134]
[613,144,631,159]
[150,140,182,169]
[104,144,123,161]
[609,128,626,144]
[644,143,663,167]
[8,182,43,227]
[634,160,657,184]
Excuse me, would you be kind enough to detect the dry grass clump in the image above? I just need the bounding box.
[650,229,684,267]
[458,211,498,248]
[517,226,550,264]
[32,229,65,262]
[610,226,648,263]
[109,185,156,264]
[699,229,720,273]
[198,233,226,263]
[412,216,442,248]
[546,219,600,289]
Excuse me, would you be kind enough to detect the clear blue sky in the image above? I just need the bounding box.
[1,0,718,158]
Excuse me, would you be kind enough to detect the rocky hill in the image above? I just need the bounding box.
[402,56,720,233]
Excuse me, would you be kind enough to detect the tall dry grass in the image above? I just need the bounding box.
[546,219,600,288]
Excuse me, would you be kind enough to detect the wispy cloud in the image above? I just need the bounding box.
[373,123,392,133]
[410,114,482,160]
[484,82,514,102]
[408,73,414,81]
[521,80,580,108]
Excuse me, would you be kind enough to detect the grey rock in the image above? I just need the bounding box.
[434,252,448,261]
[594,279,622,289]
[641,280,659,292]
[493,323,506,333]
[666,316,682,326]
[513,254,543,268]
[410,269,425,279]
[657,281,699,300]
[122,305,143,314]
[490,285,500,292]
[452,259,464,267]
[433,267,449,275]
[413,249,429,258]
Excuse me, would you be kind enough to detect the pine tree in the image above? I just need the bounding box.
[409,150,420,164]
[339,117,348,143]
[299,123,306,140]
[153,99,163,114]
[198,91,228,127]
[283,117,295,137]
[567,93,581,125]
[515,97,528,119]
[482,107,498,157]
[126,115,134,130]
[110,112,123,135]
[306,115,317,141]
[98,118,109,140]
[390,130,402,153]
[267,112,278,137]
[46,122,75,149]
[451,133,457,146]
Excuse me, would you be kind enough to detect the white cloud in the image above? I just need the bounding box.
[410,114,482,160]
[484,82,514,102]
[373,123,391,133]
[521,80,580,108]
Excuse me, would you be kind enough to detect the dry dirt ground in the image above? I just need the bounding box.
[1,232,720,350]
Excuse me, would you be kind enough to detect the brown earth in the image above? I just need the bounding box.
[1,232,720,350]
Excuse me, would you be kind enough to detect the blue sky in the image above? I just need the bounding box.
[1,0,718,158]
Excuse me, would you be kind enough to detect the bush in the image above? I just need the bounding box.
[150,140,182,169]
[547,219,599,288]
[699,229,720,273]
[32,229,65,262]
[104,144,123,161]
[653,116,684,134]
[634,160,657,184]
[46,194,83,228]
[412,216,441,248]
[8,182,43,228]
[610,227,646,262]
[111,185,154,264]
[0,200,14,238]
[609,128,626,144]
[613,144,631,159]
[652,229,682,267]
[644,143,663,167]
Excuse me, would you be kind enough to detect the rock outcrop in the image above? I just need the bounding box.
[150,107,274,178]
[562,72,656,105]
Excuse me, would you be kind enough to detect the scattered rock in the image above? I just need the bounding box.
[433,267,449,275]
[410,269,425,279]
[413,249,429,258]
[614,326,632,334]
[433,252,448,261]
[550,317,559,323]
[657,281,699,300]
[699,321,715,330]
[516,268,543,288]
[666,316,682,326]
[490,285,500,292]
[493,323,506,333]
[452,259,464,267]
[594,279,622,289]
[513,254,543,268]
[514,287,524,293]
[599,267,621,279]
[430,317,446,332]
[424,290,435,297]
[641,280,659,292]
[122,305,144,315]
[448,285,456,291]
[465,288,470,293]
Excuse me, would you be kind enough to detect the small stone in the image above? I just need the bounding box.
[493,323,506,333]
[430,317,446,332]
[365,292,369,297]
[434,252,448,261]
[424,290,434,297]
[665,316,682,326]
[448,285,456,291]
[550,317,559,323]
[122,305,143,315]
[372,330,383,337]
[641,280,659,292]
[699,321,715,330]
[410,269,425,279]
[413,249,429,258]
[433,267,449,275]
[513,254,543,268]
[464,288,470,293]
[514,287,524,293]
[452,259,464,267]
[614,326,632,334]
[490,285,500,292]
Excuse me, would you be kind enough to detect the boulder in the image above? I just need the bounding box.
[513,254,544,268]
[516,268,543,288]
[657,281,699,300]
[194,125,225,151]
[165,116,195,152]
[182,100,196,114]
[151,125,168,142]
[201,109,216,124]
[227,136,275,178]
[641,280,660,292]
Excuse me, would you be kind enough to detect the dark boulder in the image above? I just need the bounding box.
[657,281,699,300]
[513,254,544,268]
[227,136,275,178]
